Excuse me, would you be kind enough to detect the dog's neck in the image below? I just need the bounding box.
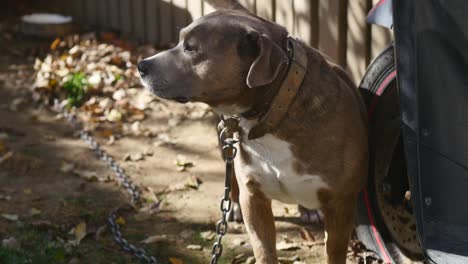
[241,37,308,140]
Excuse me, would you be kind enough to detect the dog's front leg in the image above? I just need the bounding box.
[238,179,278,264]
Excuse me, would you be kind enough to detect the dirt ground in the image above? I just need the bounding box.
[0,36,372,263]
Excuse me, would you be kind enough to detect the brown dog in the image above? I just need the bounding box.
[138,1,368,263]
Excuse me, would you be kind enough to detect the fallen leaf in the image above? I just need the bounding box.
[124,153,144,162]
[154,133,177,146]
[0,133,8,140]
[116,217,126,226]
[29,208,41,216]
[180,229,195,239]
[0,194,11,201]
[95,225,107,241]
[298,227,315,242]
[9,98,23,111]
[130,153,144,161]
[185,175,201,189]
[140,234,168,244]
[0,141,6,153]
[144,148,154,156]
[143,187,159,203]
[23,188,32,195]
[138,201,162,216]
[169,257,184,264]
[50,38,61,50]
[74,222,87,245]
[60,162,75,173]
[106,109,122,122]
[174,155,194,172]
[74,169,98,182]
[276,241,300,251]
[0,151,13,164]
[44,134,56,141]
[186,244,202,251]
[233,238,246,246]
[278,255,300,264]
[107,135,115,145]
[301,241,324,248]
[1,214,19,222]
[231,253,247,264]
[200,230,215,241]
[166,181,187,192]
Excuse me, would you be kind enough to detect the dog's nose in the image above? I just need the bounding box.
[137,60,150,77]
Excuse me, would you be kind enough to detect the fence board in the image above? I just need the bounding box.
[145,0,160,44]
[202,0,216,15]
[159,0,173,44]
[318,0,339,62]
[275,0,294,36]
[119,0,133,36]
[108,0,120,31]
[293,0,313,46]
[256,0,274,21]
[172,0,188,40]
[346,0,368,84]
[240,0,256,13]
[309,0,319,47]
[131,0,146,42]
[84,0,98,27]
[187,0,203,21]
[97,0,109,30]
[69,0,85,25]
[337,0,348,67]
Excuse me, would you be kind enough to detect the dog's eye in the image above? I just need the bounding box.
[184,41,198,53]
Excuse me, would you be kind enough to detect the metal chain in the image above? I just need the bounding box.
[55,100,239,264]
[54,100,158,264]
[210,118,239,264]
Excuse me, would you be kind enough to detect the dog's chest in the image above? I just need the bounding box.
[235,120,328,209]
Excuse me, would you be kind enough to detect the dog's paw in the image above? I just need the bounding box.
[298,205,324,226]
[227,202,243,222]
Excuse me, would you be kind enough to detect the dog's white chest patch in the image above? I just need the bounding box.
[235,120,329,209]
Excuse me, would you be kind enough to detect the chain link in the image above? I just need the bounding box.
[210,121,239,264]
[54,100,158,264]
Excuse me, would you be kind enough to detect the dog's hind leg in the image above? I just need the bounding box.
[321,195,357,264]
[239,179,278,264]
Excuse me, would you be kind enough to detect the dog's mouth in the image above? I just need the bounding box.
[140,78,190,104]
[143,81,190,104]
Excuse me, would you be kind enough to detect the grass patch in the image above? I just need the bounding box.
[0,226,68,264]
[0,247,28,264]
[63,73,87,107]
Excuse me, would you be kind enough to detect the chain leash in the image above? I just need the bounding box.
[55,100,239,264]
[54,100,158,264]
[210,117,239,264]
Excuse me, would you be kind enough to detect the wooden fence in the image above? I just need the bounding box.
[36,0,391,84]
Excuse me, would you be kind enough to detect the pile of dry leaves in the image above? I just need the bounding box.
[32,33,158,134]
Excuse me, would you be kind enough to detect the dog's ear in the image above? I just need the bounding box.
[245,32,288,88]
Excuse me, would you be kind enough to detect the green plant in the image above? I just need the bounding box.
[63,73,87,107]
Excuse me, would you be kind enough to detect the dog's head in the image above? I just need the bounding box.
[138,6,288,114]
